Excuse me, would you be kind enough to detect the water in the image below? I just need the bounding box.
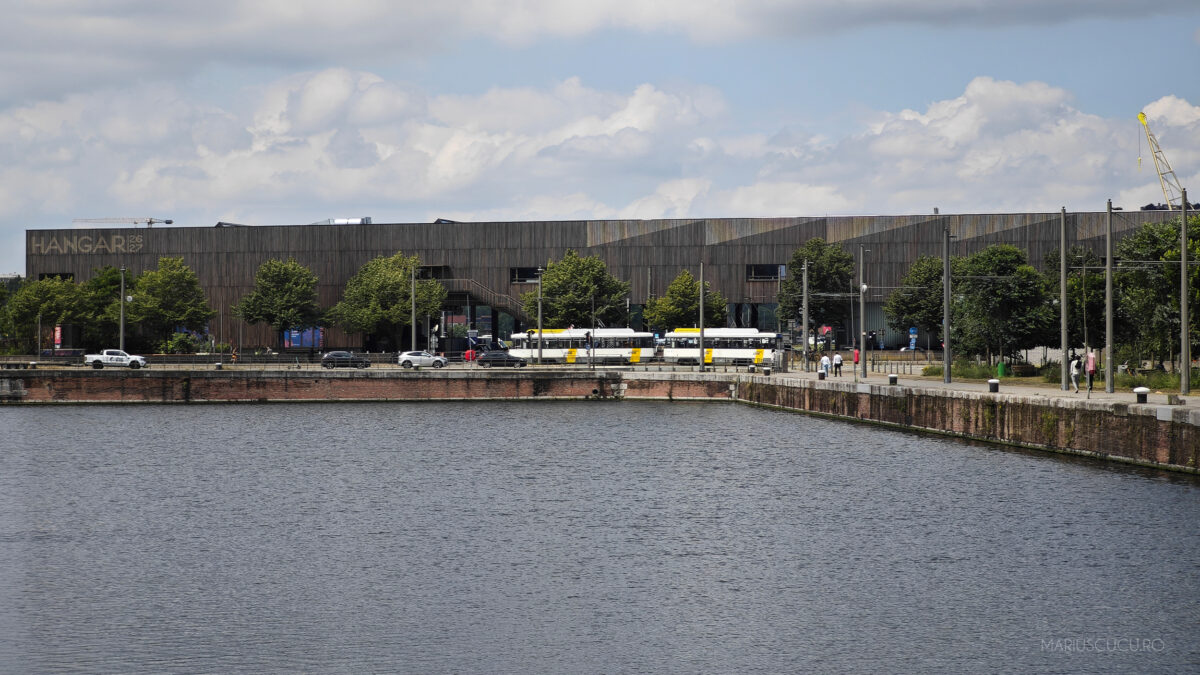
[1,401,1197,673]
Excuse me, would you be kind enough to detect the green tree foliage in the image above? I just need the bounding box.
[883,255,959,340]
[777,238,855,333]
[642,269,727,331]
[127,257,215,346]
[952,244,1053,361]
[327,252,447,349]
[519,250,631,328]
[233,258,322,348]
[77,266,125,351]
[1114,215,1200,366]
[5,276,84,353]
[1040,246,1106,350]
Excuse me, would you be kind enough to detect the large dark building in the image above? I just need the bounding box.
[25,211,1178,350]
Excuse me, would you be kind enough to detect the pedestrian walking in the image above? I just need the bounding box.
[1069,353,1080,393]
[832,352,843,377]
[819,353,831,377]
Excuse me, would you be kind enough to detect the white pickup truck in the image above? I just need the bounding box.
[84,349,148,369]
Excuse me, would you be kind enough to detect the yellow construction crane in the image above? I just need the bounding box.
[1137,111,1184,210]
[72,217,173,227]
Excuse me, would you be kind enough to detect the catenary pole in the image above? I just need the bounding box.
[1183,189,1191,395]
[699,262,705,371]
[411,265,416,352]
[802,259,809,372]
[942,223,952,383]
[1106,200,1114,393]
[859,244,867,379]
[1060,208,1068,390]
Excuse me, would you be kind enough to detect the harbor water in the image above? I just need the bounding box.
[1,401,1197,673]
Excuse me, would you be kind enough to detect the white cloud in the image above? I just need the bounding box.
[2,1,1194,105]
[1,68,1198,277]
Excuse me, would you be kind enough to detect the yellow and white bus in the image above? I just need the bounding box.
[508,328,656,364]
[663,328,781,366]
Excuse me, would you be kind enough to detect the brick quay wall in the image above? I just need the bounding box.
[2,369,1196,473]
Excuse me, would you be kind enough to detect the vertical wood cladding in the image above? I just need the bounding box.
[26,211,1178,344]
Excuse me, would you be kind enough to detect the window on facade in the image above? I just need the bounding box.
[418,265,451,280]
[746,264,783,281]
[510,267,542,283]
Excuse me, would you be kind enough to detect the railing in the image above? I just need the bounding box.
[441,278,528,322]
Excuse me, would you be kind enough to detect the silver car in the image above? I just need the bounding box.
[398,351,447,368]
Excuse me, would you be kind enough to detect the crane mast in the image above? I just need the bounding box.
[1138,111,1184,210]
[72,217,173,227]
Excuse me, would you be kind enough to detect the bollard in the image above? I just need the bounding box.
[763,366,771,376]
[1134,387,1150,404]
[818,371,825,380]
[214,362,222,370]
[888,373,897,386]
[988,378,999,393]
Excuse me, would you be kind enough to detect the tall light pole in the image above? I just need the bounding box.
[942,224,952,384]
[1183,188,1190,395]
[411,264,417,352]
[859,244,868,379]
[537,267,544,365]
[119,266,126,352]
[698,261,705,371]
[1105,200,1114,393]
[802,259,809,372]
[1060,208,1068,390]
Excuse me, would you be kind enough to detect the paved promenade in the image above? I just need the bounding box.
[780,364,1196,408]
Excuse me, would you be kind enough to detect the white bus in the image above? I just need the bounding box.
[663,328,782,365]
[508,328,656,364]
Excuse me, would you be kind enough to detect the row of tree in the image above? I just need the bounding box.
[882,215,1200,366]
[4,213,1194,360]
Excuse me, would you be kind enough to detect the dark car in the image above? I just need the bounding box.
[476,350,527,368]
[321,351,371,368]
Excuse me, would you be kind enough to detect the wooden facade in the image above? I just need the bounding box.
[25,211,1179,349]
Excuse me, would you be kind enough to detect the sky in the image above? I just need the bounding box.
[2,0,1199,275]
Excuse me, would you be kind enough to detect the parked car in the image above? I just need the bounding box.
[398,351,447,368]
[321,351,370,368]
[476,350,527,368]
[83,349,148,369]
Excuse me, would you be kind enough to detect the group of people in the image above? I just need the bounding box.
[818,352,844,377]
[1068,351,1098,394]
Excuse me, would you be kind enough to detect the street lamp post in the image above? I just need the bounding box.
[859,245,868,379]
[942,224,952,384]
[1182,188,1190,395]
[119,266,126,352]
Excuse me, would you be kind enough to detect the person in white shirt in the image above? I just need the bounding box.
[832,352,843,377]
[819,353,831,377]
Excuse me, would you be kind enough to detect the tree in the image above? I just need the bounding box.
[953,244,1053,362]
[233,258,322,348]
[327,252,447,350]
[642,269,727,332]
[519,250,630,328]
[1041,246,1106,352]
[884,255,954,343]
[777,238,855,334]
[1114,215,1200,368]
[5,276,84,353]
[77,266,124,352]
[127,257,215,347]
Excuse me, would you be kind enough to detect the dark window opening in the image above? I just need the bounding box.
[746,264,783,281]
[418,265,451,280]
[510,267,542,283]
